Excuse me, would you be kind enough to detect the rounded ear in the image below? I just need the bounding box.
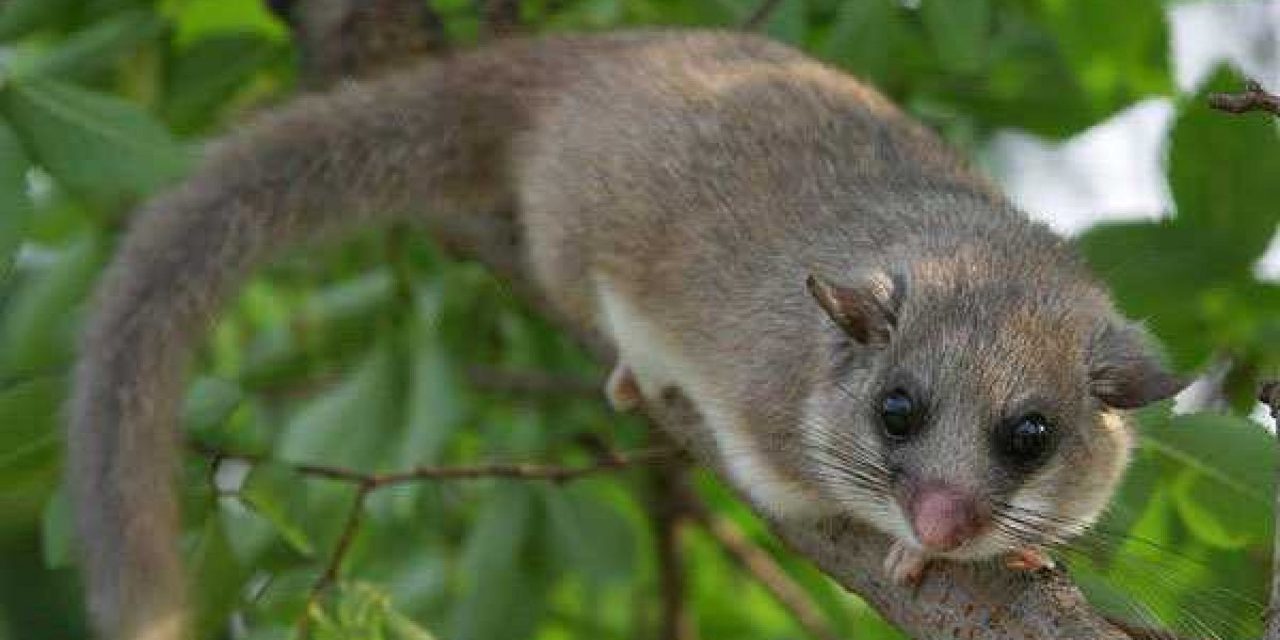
[806,270,901,346]
[1087,321,1186,409]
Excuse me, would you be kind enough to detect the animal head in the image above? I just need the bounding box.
[799,263,1182,560]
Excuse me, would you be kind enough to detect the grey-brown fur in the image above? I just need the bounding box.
[70,30,1179,639]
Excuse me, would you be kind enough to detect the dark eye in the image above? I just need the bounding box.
[880,389,916,441]
[998,413,1056,468]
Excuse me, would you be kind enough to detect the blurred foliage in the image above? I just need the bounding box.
[0,0,1276,639]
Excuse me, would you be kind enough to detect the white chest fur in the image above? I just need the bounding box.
[594,277,824,518]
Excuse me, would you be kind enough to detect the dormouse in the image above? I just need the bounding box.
[69,31,1182,639]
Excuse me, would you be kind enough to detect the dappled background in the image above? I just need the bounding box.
[0,0,1276,639]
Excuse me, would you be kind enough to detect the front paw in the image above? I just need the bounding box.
[884,540,929,586]
[1004,547,1055,573]
[605,362,642,412]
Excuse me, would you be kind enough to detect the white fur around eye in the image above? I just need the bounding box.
[1001,411,1132,546]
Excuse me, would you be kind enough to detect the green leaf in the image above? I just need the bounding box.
[216,490,282,567]
[1029,0,1171,110]
[0,77,189,200]
[12,10,166,81]
[1087,447,1163,561]
[1080,220,1280,373]
[950,27,1092,137]
[239,271,395,388]
[386,610,439,640]
[542,485,637,585]
[1171,469,1259,549]
[0,0,75,41]
[1079,70,1278,379]
[920,0,989,74]
[304,582,437,640]
[821,0,898,85]
[165,0,288,46]
[188,514,250,637]
[41,483,74,568]
[277,341,402,468]
[759,0,806,45]
[240,464,317,557]
[0,377,62,480]
[1077,221,1247,370]
[1141,411,1273,504]
[162,32,279,133]
[451,485,546,640]
[1140,410,1274,548]
[0,118,32,283]
[400,332,469,467]
[1168,67,1280,256]
[74,0,154,24]
[330,583,393,639]
[182,376,245,435]
[457,484,535,588]
[0,233,102,376]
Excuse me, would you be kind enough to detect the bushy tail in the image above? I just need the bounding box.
[69,52,531,640]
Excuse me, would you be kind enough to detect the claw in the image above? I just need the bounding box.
[884,540,929,587]
[605,362,642,412]
[1004,547,1054,573]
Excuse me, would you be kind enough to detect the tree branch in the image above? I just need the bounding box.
[274,3,1165,637]
[649,453,697,640]
[683,492,841,640]
[192,439,675,637]
[1208,79,1280,117]
[190,440,675,488]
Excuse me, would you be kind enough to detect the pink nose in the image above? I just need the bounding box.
[909,485,987,551]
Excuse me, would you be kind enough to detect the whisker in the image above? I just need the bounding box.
[993,501,1262,638]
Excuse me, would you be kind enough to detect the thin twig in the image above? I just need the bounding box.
[683,493,841,640]
[192,440,676,637]
[190,440,675,488]
[737,0,783,30]
[741,0,785,30]
[1208,80,1280,117]
[296,482,374,638]
[649,443,696,640]
[370,449,673,485]
[313,483,374,592]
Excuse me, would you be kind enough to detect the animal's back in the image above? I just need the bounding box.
[514,31,1061,400]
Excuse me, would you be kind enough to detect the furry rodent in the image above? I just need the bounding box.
[69,30,1182,639]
